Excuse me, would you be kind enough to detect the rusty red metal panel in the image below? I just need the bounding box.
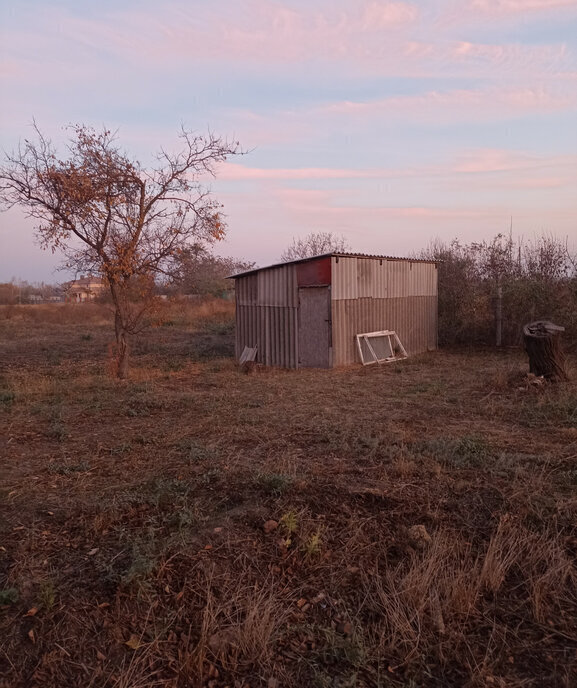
[296,257,331,287]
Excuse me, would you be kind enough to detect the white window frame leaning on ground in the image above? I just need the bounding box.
[355,330,408,366]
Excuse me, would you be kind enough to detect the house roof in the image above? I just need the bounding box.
[229,252,439,279]
[66,276,105,289]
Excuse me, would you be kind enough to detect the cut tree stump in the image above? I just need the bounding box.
[523,320,569,382]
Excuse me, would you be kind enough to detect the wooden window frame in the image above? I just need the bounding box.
[355,330,408,366]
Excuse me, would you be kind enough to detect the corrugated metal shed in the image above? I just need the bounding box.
[231,253,438,368]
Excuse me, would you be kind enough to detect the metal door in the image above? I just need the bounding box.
[298,287,330,368]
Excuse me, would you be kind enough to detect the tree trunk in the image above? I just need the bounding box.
[114,309,130,379]
[523,320,568,382]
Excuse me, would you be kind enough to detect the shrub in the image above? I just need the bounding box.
[418,234,577,349]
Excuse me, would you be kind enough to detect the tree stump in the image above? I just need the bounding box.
[523,321,569,382]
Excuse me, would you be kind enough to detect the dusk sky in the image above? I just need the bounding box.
[1,0,576,283]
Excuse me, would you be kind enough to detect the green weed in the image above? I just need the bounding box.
[200,468,222,487]
[47,419,68,441]
[302,530,323,558]
[280,510,299,535]
[47,461,90,476]
[201,319,234,336]
[0,390,15,408]
[177,438,216,464]
[121,552,156,590]
[518,394,577,428]
[106,442,132,455]
[255,472,294,496]
[418,435,493,468]
[151,477,190,503]
[39,580,56,610]
[162,357,185,372]
[0,588,19,605]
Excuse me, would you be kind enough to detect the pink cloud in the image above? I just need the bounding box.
[215,150,577,190]
[216,162,387,181]
[450,149,577,176]
[148,0,420,66]
[0,58,26,79]
[2,1,573,89]
[360,2,419,29]
[317,84,576,125]
[205,175,577,266]
[273,187,489,219]
[452,41,569,70]
[471,0,577,15]
[498,176,568,189]
[453,149,542,173]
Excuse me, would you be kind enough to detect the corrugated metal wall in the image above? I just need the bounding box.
[331,256,437,365]
[331,256,437,299]
[235,264,299,367]
[331,296,437,365]
[257,265,298,307]
[236,304,298,367]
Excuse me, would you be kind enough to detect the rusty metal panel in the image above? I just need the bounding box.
[297,256,331,286]
[331,296,437,365]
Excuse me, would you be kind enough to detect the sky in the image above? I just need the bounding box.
[1,0,576,283]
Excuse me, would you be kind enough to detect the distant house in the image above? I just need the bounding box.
[65,275,106,303]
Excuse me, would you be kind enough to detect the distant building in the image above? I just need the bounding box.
[65,275,106,303]
[230,252,438,368]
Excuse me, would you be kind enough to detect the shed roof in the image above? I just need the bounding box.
[229,252,438,279]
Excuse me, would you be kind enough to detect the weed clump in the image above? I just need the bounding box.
[47,461,90,475]
[177,438,217,464]
[0,389,15,408]
[417,434,493,468]
[0,588,18,605]
[255,472,294,496]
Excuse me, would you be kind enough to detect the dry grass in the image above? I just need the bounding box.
[1,303,576,687]
[0,297,234,328]
[0,302,113,324]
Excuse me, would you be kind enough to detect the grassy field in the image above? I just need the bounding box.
[1,301,577,687]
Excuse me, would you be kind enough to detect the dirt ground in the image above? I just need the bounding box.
[1,304,577,687]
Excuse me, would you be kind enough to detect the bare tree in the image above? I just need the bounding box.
[170,244,255,296]
[0,124,241,377]
[280,231,350,262]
